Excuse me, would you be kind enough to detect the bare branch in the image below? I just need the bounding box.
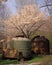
[30,21,45,37]
[40,4,52,8]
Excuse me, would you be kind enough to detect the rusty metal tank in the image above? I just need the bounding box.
[2,37,31,59]
[31,36,50,55]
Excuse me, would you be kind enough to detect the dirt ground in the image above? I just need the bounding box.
[5,61,52,65]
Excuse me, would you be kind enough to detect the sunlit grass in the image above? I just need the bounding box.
[27,55,52,64]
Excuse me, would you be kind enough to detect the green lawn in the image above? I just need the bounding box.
[27,55,52,64]
[0,60,19,65]
[0,54,19,65]
[0,54,52,65]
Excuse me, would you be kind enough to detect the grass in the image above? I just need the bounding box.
[0,54,19,65]
[27,55,52,64]
[27,56,43,63]
[0,60,19,65]
[0,54,52,65]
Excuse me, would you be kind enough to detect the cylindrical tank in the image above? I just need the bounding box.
[2,37,31,59]
[31,36,50,55]
[13,37,31,58]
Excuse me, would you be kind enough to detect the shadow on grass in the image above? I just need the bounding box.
[0,54,19,65]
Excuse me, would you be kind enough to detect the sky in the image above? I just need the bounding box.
[6,0,17,14]
[6,0,36,14]
[0,0,51,18]
[3,0,45,14]
[6,0,50,15]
